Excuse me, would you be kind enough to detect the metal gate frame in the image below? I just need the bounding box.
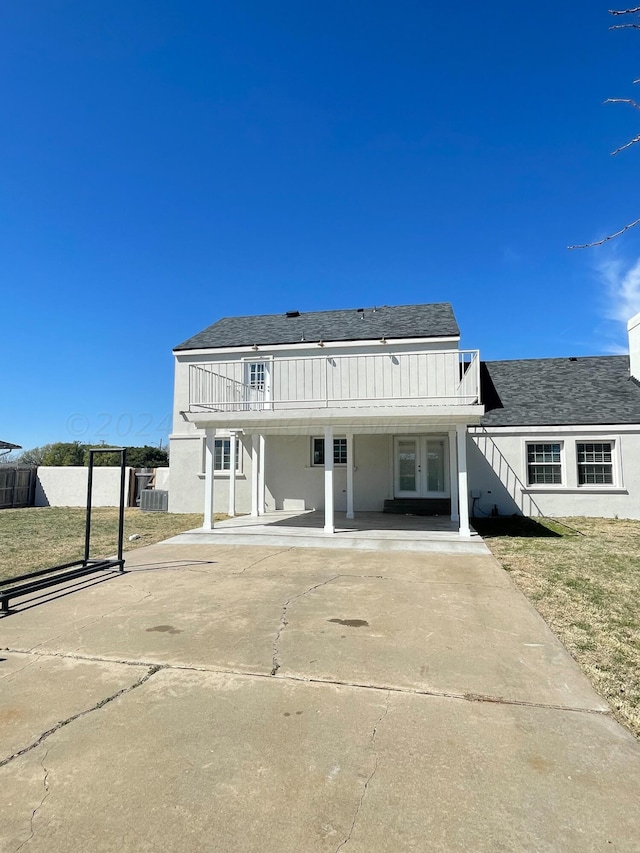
[0,448,127,614]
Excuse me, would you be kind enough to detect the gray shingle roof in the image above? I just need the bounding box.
[0,440,21,450]
[174,303,460,350]
[481,355,640,426]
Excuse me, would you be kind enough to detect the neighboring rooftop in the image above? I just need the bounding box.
[0,440,21,451]
[481,355,640,426]
[174,303,460,350]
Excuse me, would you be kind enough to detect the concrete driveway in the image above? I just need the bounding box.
[1,542,640,851]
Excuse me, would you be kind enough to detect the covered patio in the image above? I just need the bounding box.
[197,420,477,541]
[166,509,489,554]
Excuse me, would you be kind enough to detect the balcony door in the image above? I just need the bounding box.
[395,436,448,498]
[243,360,272,410]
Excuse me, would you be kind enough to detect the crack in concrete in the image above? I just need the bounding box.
[1,647,611,718]
[0,664,163,769]
[271,576,340,676]
[233,547,294,576]
[1,648,155,669]
[15,749,50,852]
[335,692,391,852]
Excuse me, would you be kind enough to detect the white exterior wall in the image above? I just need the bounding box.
[154,467,170,490]
[169,433,393,515]
[168,434,253,514]
[266,434,391,513]
[628,311,640,381]
[468,427,640,519]
[169,335,473,516]
[35,467,132,508]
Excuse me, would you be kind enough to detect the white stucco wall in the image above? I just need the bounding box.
[154,467,170,491]
[468,427,640,519]
[35,467,133,508]
[168,434,253,514]
[169,432,395,515]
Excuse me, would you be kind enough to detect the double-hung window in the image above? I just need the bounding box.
[312,437,348,466]
[576,442,613,485]
[213,438,240,472]
[526,443,562,485]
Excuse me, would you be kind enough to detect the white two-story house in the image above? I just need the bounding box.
[169,303,484,537]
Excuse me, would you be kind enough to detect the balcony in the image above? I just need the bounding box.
[187,349,481,413]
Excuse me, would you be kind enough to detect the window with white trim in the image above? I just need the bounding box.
[311,437,348,466]
[526,443,562,485]
[200,437,241,474]
[576,442,613,485]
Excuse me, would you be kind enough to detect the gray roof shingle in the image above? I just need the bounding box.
[174,303,460,350]
[481,355,640,426]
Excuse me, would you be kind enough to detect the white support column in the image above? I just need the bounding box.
[448,429,459,523]
[228,431,237,518]
[203,428,216,530]
[324,425,335,533]
[456,424,470,538]
[251,434,259,517]
[258,434,266,515]
[346,432,354,520]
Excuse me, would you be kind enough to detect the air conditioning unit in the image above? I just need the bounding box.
[140,489,168,512]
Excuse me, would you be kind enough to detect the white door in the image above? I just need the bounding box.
[395,437,448,498]
[243,361,272,410]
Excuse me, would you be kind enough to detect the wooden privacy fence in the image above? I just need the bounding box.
[0,466,37,509]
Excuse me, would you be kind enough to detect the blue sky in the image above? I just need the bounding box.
[3,1,640,450]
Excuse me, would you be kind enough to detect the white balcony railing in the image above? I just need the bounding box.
[188,350,481,413]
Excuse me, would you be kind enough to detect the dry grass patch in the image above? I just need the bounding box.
[0,507,223,581]
[474,516,640,739]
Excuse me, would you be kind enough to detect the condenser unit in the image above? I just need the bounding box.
[140,489,168,512]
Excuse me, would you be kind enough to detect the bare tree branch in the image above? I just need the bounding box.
[604,97,640,109]
[568,218,640,249]
[611,133,640,154]
[569,9,640,248]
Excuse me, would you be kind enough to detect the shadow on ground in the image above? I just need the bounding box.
[472,516,566,539]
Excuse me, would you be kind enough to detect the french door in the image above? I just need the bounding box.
[395,436,448,498]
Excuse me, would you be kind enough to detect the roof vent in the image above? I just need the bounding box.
[356,308,364,312]
[285,310,300,318]
[569,357,578,362]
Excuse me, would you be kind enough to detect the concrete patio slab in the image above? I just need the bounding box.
[165,510,490,555]
[0,653,147,762]
[1,668,638,852]
[1,541,639,851]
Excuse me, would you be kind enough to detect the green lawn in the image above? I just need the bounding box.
[474,516,640,739]
[0,507,219,581]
